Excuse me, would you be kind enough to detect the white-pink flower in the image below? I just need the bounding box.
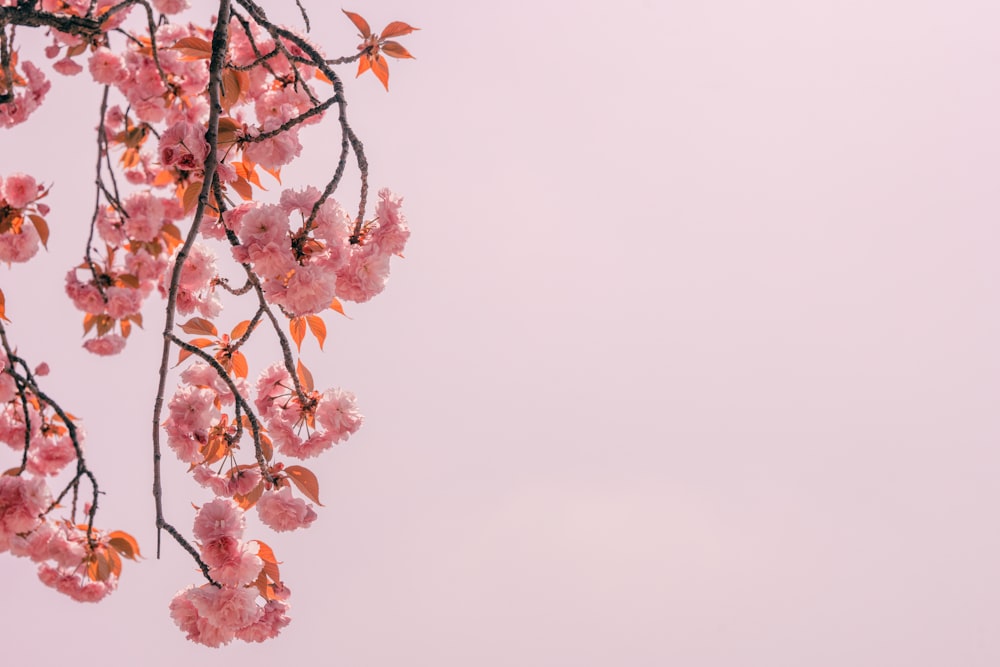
[192,498,245,543]
[2,173,37,208]
[255,486,316,532]
[83,334,126,356]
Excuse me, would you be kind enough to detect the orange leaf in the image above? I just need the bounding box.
[251,539,281,581]
[179,318,218,336]
[120,318,132,338]
[356,56,370,77]
[305,315,326,350]
[260,432,273,462]
[0,288,7,322]
[231,176,253,201]
[28,215,49,248]
[381,41,414,59]
[171,36,212,60]
[371,54,390,90]
[380,21,419,39]
[108,530,142,560]
[182,180,203,214]
[315,69,332,84]
[231,319,255,340]
[220,68,243,112]
[233,479,264,510]
[217,117,241,146]
[296,359,314,392]
[230,350,248,379]
[284,465,324,506]
[289,316,306,351]
[189,337,215,349]
[329,297,350,318]
[342,9,371,37]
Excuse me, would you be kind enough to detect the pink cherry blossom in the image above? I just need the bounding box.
[335,245,392,303]
[83,334,126,356]
[38,563,116,602]
[256,486,317,532]
[235,599,291,643]
[2,173,38,208]
[0,474,51,539]
[52,57,84,76]
[192,498,245,542]
[87,47,126,85]
[372,188,410,256]
[0,224,40,264]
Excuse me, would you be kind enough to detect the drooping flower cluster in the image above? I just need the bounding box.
[0,173,49,264]
[1,1,415,647]
[0,347,138,602]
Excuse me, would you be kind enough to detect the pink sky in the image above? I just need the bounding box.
[2,0,1000,664]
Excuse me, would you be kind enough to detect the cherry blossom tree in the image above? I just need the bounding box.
[0,0,414,646]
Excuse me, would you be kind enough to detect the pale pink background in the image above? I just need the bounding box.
[2,0,1000,664]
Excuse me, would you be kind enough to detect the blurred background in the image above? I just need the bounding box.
[2,0,1000,664]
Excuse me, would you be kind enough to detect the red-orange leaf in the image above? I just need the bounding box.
[296,359,314,392]
[182,180,203,214]
[231,319,255,340]
[289,316,306,351]
[233,480,264,510]
[179,318,218,336]
[231,176,253,201]
[381,41,414,59]
[189,337,215,349]
[171,36,212,60]
[329,297,349,318]
[217,117,241,146]
[305,315,326,350]
[371,54,390,90]
[176,348,193,366]
[342,9,371,37]
[285,465,324,506]
[120,318,132,338]
[230,350,248,379]
[108,530,142,560]
[251,539,281,581]
[0,288,8,323]
[28,215,49,248]
[380,21,419,39]
[220,68,243,112]
[357,56,370,77]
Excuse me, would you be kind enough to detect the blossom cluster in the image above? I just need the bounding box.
[0,1,413,647]
[0,173,49,264]
[0,347,136,602]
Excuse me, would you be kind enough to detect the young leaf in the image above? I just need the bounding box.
[231,319,255,340]
[251,539,282,582]
[0,288,8,322]
[329,297,350,318]
[289,316,306,351]
[230,350,248,379]
[342,9,372,37]
[371,55,390,90]
[380,21,419,39]
[182,180,203,214]
[233,480,265,510]
[108,531,142,560]
[296,359,314,392]
[284,465,324,506]
[381,41,415,59]
[305,315,327,350]
[28,215,49,248]
[171,36,212,60]
[179,318,218,336]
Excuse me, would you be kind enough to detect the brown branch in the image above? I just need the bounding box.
[151,0,230,559]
